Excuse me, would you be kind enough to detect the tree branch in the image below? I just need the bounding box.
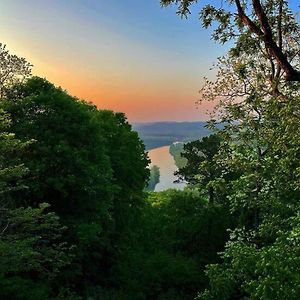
[235,0,300,81]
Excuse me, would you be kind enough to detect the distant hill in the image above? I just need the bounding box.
[132,121,212,150]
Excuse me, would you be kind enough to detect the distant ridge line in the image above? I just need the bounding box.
[132,121,212,150]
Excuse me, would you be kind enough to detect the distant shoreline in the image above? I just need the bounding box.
[132,121,212,150]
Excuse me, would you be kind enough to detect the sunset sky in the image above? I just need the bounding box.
[0,0,229,122]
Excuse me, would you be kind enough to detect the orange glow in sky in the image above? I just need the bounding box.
[0,1,226,122]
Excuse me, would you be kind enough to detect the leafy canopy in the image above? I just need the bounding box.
[161,0,300,83]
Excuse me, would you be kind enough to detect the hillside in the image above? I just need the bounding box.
[132,121,212,150]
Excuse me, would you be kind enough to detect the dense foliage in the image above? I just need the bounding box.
[0,72,150,298]
[160,0,300,83]
[2,0,300,298]
[0,109,72,300]
[169,142,187,169]
[113,189,232,299]
[0,73,231,299]
[160,1,300,299]
[175,134,223,203]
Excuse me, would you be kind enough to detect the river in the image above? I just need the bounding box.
[148,145,186,192]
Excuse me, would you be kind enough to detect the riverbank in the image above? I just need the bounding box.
[148,145,186,191]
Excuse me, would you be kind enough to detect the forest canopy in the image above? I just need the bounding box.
[1,0,300,298]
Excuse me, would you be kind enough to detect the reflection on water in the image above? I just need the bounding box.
[148,145,186,192]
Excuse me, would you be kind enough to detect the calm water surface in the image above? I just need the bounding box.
[148,145,186,192]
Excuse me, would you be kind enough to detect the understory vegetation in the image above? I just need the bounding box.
[1,0,300,299]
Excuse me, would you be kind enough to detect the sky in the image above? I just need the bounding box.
[0,0,228,122]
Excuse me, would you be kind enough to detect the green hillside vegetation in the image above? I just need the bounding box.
[169,142,187,169]
[115,189,233,299]
[0,72,231,299]
[0,67,150,299]
[2,0,300,299]
[145,165,160,191]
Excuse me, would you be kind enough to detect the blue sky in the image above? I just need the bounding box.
[0,0,276,121]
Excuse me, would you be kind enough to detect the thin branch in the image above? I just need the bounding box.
[234,0,300,81]
[1,221,10,237]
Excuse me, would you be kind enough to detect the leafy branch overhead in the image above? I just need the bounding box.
[0,43,32,98]
[160,0,300,82]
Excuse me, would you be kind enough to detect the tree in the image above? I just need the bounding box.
[116,189,232,300]
[199,213,300,300]
[160,1,300,84]
[0,109,29,205]
[194,37,300,300]
[0,204,73,300]
[176,134,222,203]
[1,76,150,296]
[0,108,72,300]
[1,77,116,294]
[194,73,300,299]
[161,2,300,298]
[0,43,32,98]
[2,77,113,217]
[188,29,300,294]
